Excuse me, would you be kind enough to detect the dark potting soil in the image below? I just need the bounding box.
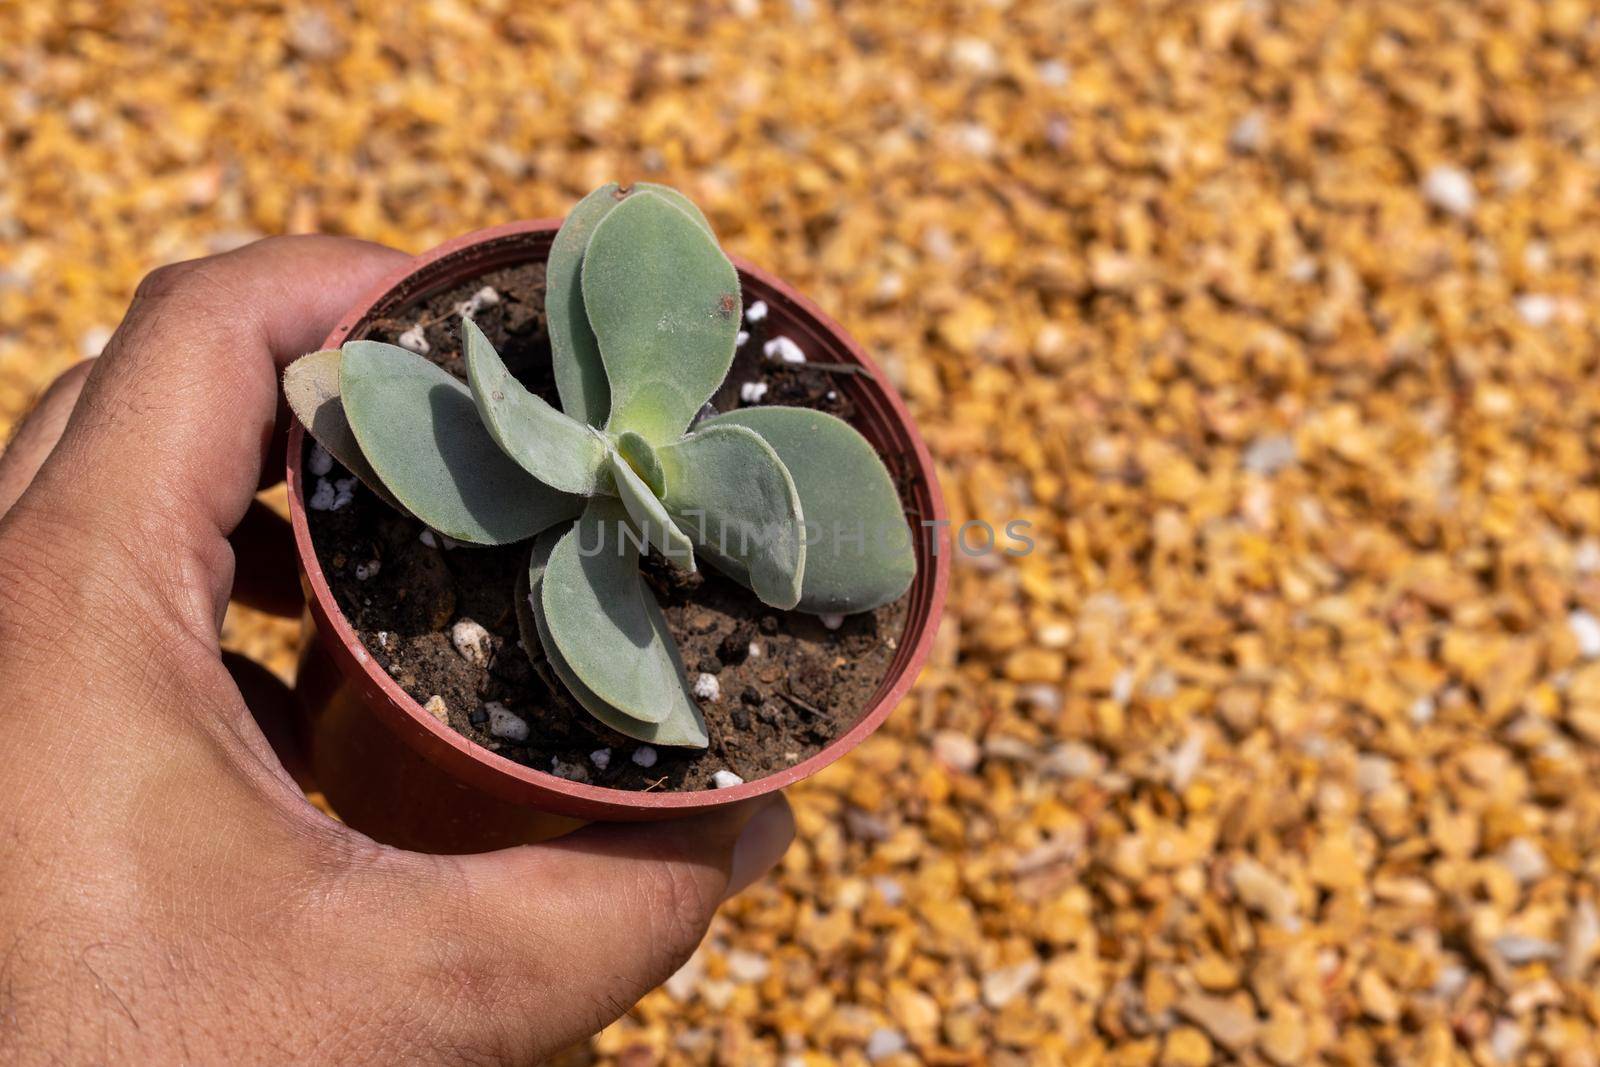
[305,261,912,791]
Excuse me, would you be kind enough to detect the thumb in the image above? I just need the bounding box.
[413,796,794,1061]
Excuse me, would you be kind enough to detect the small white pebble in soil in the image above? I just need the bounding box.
[485,702,529,742]
[308,443,334,477]
[632,746,658,768]
[397,324,430,355]
[453,285,500,318]
[739,381,768,403]
[590,748,612,771]
[450,618,493,666]
[1570,610,1600,659]
[376,631,391,650]
[747,641,762,659]
[422,694,448,725]
[354,559,380,581]
[763,336,806,364]
[735,329,750,347]
[826,390,837,401]
[819,613,845,630]
[1422,164,1477,217]
[309,476,356,512]
[745,299,768,322]
[419,530,438,548]
[712,769,745,788]
[693,673,722,702]
[1515,293,1557,328]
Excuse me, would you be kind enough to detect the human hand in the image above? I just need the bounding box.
[0,236,794,1064]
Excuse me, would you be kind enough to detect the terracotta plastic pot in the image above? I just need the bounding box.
[287,219,950,852]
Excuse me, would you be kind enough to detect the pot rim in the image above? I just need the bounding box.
[286,217,950,814]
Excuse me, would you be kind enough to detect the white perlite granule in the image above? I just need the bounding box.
[450,618,492,666]
[454,285,500,318]
[309,476,356,512]
[745,299,768,322]
[308,444,334,477]
[485,702,529,742]
[712,769,745,788]
[739,381,768,403]
[763,336,806,364]
[397,324,430,354]
[819,613,844,630]
[693,673,722,701]
[632,746,658,768]
[590,748,612,771]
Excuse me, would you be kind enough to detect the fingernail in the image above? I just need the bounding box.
[724,797,795,900]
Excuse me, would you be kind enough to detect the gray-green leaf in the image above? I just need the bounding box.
[658,424,805,609]
[583,190,741,445]
[340,341,582,545]
[524,529,709,749]
[610,450,696,570]
[540,498,677,723]
[547,182,715,428]
[282,349,409,514]
[462,317,608,494]
[704,406,915,613]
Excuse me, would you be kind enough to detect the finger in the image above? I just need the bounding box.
[0,359,93,517]
[9,236,408,638]
[228,500,303,617]
[414,795,794,1060]
[222,651,314,791]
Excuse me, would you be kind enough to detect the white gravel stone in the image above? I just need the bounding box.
[819,613,845,630]
[549,757,589,782]
[735,329,750,347]
[865,1029,906,1062]
[1570,610,1600,658]
[590,748,611,771]
[1165,728,1205,790]
[1515,293,1556,328]
[982,958,1041,1009]
[485,702,528,742]
[725,948,770,982]
[632,746,658,769]
[354,559,381,581]
[693,673,722,701]
[1422,165,1477,217]
[739,381,768,403]
[712,769,745,788]
[745,299,768,322]
[932,730,980,773]
[1229,109,1267,153]
[1494,934,1559,965]
[450,618,493,666]
[397,324,430,354]
[1497,837,1549,885]
[308,444,334,477]
[763,335,806,364]
[1241,433,1297,474]
[1409,694,1437,724]
[422,695,448,725]
[1042,741,1104,780]
[309,476,356,512]
[747,641,762,659]
[419,530,438,548]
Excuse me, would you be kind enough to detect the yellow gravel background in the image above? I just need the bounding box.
[7,2,1600,1064]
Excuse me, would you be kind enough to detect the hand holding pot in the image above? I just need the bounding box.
[0,236,794,1063]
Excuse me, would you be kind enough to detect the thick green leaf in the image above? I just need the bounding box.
[582,190,741,445]
[610,450,696,570]
[462,317,608,494]
[340,341,582,545]
[282,349,408,513]
[658,424,805,609]
[525,530,708,749]
[548,182,715,428]
[705,407,916,613]
[540,498,676,723]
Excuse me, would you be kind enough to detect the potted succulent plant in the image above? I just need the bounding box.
[285,183,949,850]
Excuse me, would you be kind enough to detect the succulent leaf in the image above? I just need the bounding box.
[547,182,714,428]
[282,349,409,513]
[658,424,806,609]
[613,429,665,496]
[609,450,696,569]
[462,317,608,494]
[540,497,678,723]
[523,528,709,749]
[704,406,916,613]
[582,190,741,445]
[340,340,582,545]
